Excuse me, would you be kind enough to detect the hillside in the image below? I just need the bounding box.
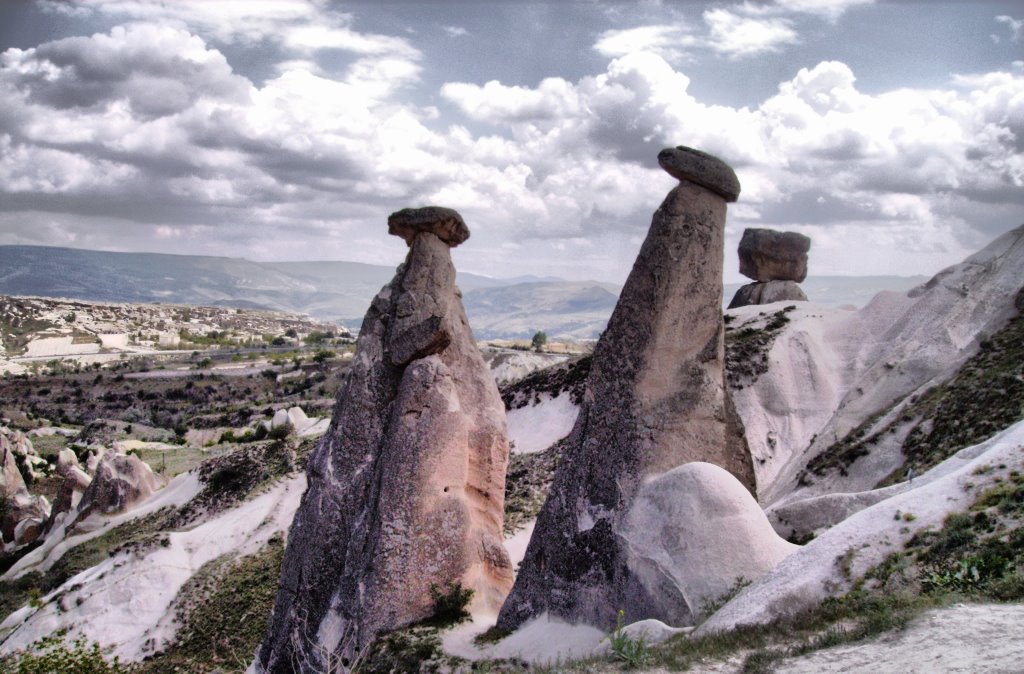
[0,245,926,339]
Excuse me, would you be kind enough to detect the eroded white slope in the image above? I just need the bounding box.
[735,225,1024,505]
[697,419,1024,636]
[506,393,579,453]
[0,473,307,661]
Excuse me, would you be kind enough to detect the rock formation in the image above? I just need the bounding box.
[728,228,811,309]
[619,462,797,623]
[257,207,512,673]
[72,451,158,524]
[1,429,51,550]
[46,449,93,531]
[496,146,756,632]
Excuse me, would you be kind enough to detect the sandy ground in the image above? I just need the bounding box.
[776,603,1024,673]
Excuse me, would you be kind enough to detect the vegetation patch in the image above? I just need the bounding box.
[724,306,797,388]
[504,441,562,535]
[0,631,129,673]
[134,536,285,674]
[0,508,173,624]
[168,439,300,526]
[500,356,591,410]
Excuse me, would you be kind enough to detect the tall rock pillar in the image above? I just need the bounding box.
[496,146,755,632]
[257,207,513,673]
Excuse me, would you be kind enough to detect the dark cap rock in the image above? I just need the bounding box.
[738,228,811,283]
[388,206,470,247]
[657,146,741,203]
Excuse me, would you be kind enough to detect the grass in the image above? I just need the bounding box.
[504,442,561,535]
[134,537,286,673]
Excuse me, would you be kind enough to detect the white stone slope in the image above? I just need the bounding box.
[505,393,579,454]
[735,224,1024,506]
[0,472,307,662]
[697,419,1024,636]
[4,470,202,580]
[618,462,798,623]
[483,349,569,385]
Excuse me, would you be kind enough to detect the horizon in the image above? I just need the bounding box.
[0,1,1022,284]
[0,241,938,283]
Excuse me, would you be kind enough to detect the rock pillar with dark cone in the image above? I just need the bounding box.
[256,207,513,673]
[496,147,756,633]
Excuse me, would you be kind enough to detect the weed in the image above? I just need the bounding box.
[605,610,651,669]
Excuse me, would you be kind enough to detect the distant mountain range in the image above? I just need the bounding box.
[0,245,926,339]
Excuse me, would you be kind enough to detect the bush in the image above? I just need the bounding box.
[425,582,473,626]
[268,422,293,441]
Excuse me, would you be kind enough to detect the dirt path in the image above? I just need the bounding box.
[777,603,1024,673]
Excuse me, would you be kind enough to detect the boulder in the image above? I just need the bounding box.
[73,452,158,521]
[257,207,512,673]
[727,280,809,309]
[738,228,811,283]
[1,430,51,547]
[496,147,755,633]
[619,462,798,622]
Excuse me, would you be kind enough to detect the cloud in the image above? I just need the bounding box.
[442,25,468,38]
[772,0,875,22]
[703,8,799,58]
[442,53,1024,276]
[1,7,1021,284]
[593,25,696,63]
[1,24,250,118]
[282,25,420,59]
[996,15,1024,43]
[42,0,327,45]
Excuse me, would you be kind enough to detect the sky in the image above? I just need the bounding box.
[0,0,1021,284]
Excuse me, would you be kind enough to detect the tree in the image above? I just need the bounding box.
[531,330,548,352]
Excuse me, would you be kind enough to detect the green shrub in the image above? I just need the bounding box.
[268,422,294,441]
[0,632,128,674]
[425,582,474,626]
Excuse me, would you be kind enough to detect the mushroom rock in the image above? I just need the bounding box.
[496,147,756,633]
[729,228,812,308]
[257,207,512,673]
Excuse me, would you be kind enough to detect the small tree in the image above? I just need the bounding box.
[531,330,548,352]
